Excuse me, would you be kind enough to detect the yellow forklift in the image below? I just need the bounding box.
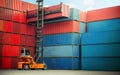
[18,48,47,70]
[18,0,46,70]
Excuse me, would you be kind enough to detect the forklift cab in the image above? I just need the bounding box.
[20,48,30,57]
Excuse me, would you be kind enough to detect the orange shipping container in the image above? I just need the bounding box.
[87,6,120,22]
[80,11,86,22]
[0,20,4,32]
[44,21,79,35]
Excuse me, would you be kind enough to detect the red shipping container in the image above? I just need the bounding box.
[27,25,35,35]
[0,8,5,20]
[80,11,86,22]
[27,47,35,57]
[11,46,20,57]
[4,9,13,21]
[20,1,29,12]
[11,57,19,69]
[13,0,20,11]
[0,45,3,56]
[12,34,20,45]
[13,11,20,22]
[0,0,5,7]
[0,20,4,32]
[44,21,79,35]
[2,45,11,56]
[4,21,12,32]
[3,33,12,45]
[1,57,11,69]
[87,6,120,22]
[0,32,3,44]
[20,35,27,46]
[12,22,21,34]
[27,4,69,22]
[27,35,35,47]
[20,13,26,23]
[4,0,13,9]
[20,24,27,34]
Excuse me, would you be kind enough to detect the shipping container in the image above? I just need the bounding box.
[12,22,20,34]
[2,45,11,56]
[44,21,79,35]
[27,35,35,47]
[20,1,29,12]
[43,45,79,57]
[28,3,36,11]
[27,4,69,22]
[0,0,5,7]
[38,57,80,70]
[81,57,120,71]
[81,31,120,45]
[20,24,27,34]
[4,21,12,32]
[1,57,11,69]
[0,32,3,44]
[20,35,27,46]
[11,46,20,57]
[13,0,20,11]
[43,33,80,46]
[0,20,4,32]
[4,8,13,21]
[12,34,20,45]
[80,11,86,22]
[11,57,19,69]
[3,33,12,45]
[13,11,20,22]
[79,22,86,33]
[20,13,26,23]
[27,25,35,35]
[88,18,120,32]
[82,44,120,57]
[0,7,5,20]
[87,6,120,22]
[4,0,13,9]
[70,8,80,21]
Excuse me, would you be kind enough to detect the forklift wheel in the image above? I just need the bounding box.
[43,65,47,70]
[23,64,30,70]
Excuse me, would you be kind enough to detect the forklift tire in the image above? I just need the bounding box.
[23,64,30,70]
[43,65,47,70]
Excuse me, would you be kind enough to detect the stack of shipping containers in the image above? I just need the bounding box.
[0,0,36,69]
[81,6,120,70]
[27,4,86,69]
[41,5,81,70]
[0,0,120,71]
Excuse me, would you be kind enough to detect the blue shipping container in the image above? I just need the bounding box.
[88,18,120,32]
[43,33,80,46]
[81,57,120,71]
[80,22,86,33]
[81,31,120,45]
[43,45,80,57]
[38,57,80,70]
[82,44,120,57]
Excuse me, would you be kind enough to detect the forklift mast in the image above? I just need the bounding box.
[36,0,44,63]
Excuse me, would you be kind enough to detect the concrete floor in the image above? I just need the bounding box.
[0,70,120,75]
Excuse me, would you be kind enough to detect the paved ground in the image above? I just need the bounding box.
[0,70,120,75]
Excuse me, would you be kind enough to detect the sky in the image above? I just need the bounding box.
[22,0,120,11]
